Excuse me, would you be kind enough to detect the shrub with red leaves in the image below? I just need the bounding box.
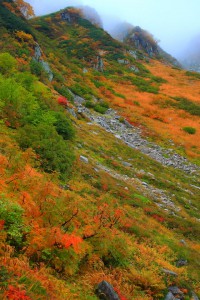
[57,96,69,107]
[5,285,31,300]
[0,220,5,230]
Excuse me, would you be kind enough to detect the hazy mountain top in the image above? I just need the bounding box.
[180,34,200,72]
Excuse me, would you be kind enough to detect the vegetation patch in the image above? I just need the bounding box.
[172,97,200,116]
[183,127,196,134]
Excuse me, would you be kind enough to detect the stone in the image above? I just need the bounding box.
[128,50,137,59]
[122,161,132,167]
[83,68,88,73]
[117,59,129,65]
[67,108,77,118]
[80,156,89,164]
[176,259,188,267]
[192,291,199,300]
[180,239,187,246]
[94,56,104,72]
[130,65,139,73]
[164,292,176,300]
[34,44,53,81]
[61,12,71,22]
[95,281,120,300]
[74,95,85,105]
[162,269,178,276]
[40,61,53,81]
[34,43,42,61]
[168,286,184,299]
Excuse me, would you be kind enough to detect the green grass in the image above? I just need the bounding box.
[172,97,200,116]
[183,127,196,134]
[185,71,200,79]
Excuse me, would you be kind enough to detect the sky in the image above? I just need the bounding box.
[27,0,200,59]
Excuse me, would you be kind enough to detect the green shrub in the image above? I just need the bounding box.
[93,104,108,114]
[17,124,75,179]
[54,112,75,140]
[172,97,200,116]
[85,101,95,108]
[0,197,24,247]
[150,75,167,83]
[0,52,17,75]
[70,83,96,99]
[183,127,196,134]
[0,76,39,128]
[30,59,43,77]
[126,76,159,94]
[185,71,200,79]
[54,86,74,102]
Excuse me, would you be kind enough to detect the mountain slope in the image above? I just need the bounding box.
[0,2,200,300]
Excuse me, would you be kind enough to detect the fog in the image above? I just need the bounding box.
[27,0,200,60]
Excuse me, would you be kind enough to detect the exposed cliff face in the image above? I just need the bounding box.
[125,26,159,57]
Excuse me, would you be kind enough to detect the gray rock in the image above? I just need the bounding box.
[40,61,53,81]
[130,65,139,73]
[67,108,77,118]
[34,43,42,61]
[34,44,53,81]
[74,95,85,105]
[176,259,188,267]
[80,156,89,164]
[168,286,184,298]
[83,68,88,73]
[95,281,120,300]
[60,12,71,22]
[180,239,187,246]
[165,292,176,300]
[94,56,104,72]
[128,50,137,59]
[122,161,132,167]
[162,269,178,276]
[117,59,129,65]
[192,291,199,300]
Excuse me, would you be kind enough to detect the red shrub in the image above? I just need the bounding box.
[57,96,69,107]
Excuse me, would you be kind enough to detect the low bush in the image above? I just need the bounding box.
[183,127,196,134]
[185,71,200,79]
[17,124,75,179]
[172,97,200,116]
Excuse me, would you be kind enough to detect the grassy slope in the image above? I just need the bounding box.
[0,4,200,300]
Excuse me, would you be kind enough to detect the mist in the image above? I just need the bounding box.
[27,0,200,60]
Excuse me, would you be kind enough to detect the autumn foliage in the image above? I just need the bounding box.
[0,3,200,300]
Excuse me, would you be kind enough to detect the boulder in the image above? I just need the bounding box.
[168,286,184,299]
[95,281,120,300]
[162,268,178,276]
[192,292,199,300]
[80,156,89,164]
[165,292,176,300]
[176,259,188,267]
[122,161,132,167]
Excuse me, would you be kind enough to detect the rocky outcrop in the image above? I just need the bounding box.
[94,56,104,72]
[34,43,53,81]
[95,281,120,300]
[126,26,158,57]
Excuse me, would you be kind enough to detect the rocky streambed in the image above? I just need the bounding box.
[71,97,199,175]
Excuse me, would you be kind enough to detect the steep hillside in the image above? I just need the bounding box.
[0,2,200,300]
